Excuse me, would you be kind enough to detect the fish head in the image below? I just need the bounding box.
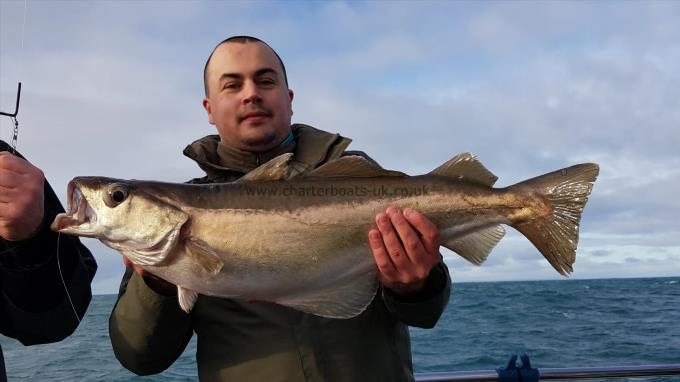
[51,177,188,265]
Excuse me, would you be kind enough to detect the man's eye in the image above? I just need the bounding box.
[224,83,240,90]
[259,79,276,86]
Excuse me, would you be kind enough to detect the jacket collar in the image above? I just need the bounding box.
[183,124,352,180]
[216,133,296,174]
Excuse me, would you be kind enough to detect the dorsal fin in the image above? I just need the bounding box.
[429,153,497,187]
[305,156,407,178]
[237,153,293,182]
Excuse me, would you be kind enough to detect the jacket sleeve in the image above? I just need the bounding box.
[381,261,451,328]
[109,268,194,375]
[0,158,97,345]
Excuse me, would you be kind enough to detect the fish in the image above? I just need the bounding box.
[51,153,599,318]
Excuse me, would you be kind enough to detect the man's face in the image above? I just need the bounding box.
[203,42,294,152]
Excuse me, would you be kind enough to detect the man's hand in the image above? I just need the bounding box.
[0,152,45,241]
[123,257,177,296]
[368,206,441,297]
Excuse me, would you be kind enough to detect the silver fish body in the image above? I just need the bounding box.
[52,153,599,318]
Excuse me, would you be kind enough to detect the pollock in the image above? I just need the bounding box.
[52,153,599,318]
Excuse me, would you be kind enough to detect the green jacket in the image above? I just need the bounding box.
[109,124,451,381]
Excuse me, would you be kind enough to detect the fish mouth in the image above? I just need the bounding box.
[51,180,98,235]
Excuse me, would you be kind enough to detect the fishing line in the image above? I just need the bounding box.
[56,232,82,324]
[13,0,28,152]
[1,0,28,153]
[2,1,80,325]
[31,0,78,325]
[21,0,28,53]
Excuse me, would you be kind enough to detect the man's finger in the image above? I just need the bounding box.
[386,206,427,263]
[0,200,22,219]
[0,153,30,173]
[369,228,398,281]
[403,208,440,254]
[123,257,145,275]
[375,210,410,269]
[0,169,21,188]
[0,185,17,199]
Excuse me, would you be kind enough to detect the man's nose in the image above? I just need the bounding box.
[242,81,262,104]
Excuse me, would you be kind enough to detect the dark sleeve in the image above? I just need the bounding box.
[382,261,451,328]
[0,141,97,345]
[109,268,193,375]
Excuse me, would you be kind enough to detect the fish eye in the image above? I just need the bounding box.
[104,183,130,207]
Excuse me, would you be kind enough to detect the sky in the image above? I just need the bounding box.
[1,0,678,295]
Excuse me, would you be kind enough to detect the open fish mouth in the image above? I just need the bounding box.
[50,180,97,234]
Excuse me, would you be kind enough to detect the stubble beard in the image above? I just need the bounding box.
[241,126,282,152]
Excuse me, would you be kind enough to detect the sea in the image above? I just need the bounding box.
[1,277,678,381]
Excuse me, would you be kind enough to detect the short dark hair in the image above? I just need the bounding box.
[203,36,288,96]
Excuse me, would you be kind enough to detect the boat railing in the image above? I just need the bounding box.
[414,355,680,381]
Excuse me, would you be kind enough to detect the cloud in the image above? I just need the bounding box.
[1,1,679,294]
[447,247,680,283]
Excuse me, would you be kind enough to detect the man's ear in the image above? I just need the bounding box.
[203,98,215,125]
[288,89,294,116]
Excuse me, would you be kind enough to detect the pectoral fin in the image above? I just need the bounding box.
[185,238,224,275]
[177,285,199,313]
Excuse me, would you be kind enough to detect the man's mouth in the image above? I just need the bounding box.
[241,110,272,123]
[50,181,97,232]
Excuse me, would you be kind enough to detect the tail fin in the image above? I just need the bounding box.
[511,163,599,275]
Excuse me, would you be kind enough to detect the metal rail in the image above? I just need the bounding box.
[415,364,680,381]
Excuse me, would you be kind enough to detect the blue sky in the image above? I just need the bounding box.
[1,0,679,294]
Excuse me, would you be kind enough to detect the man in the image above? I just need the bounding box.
[0,141,97,381]
[109,36,450,381]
